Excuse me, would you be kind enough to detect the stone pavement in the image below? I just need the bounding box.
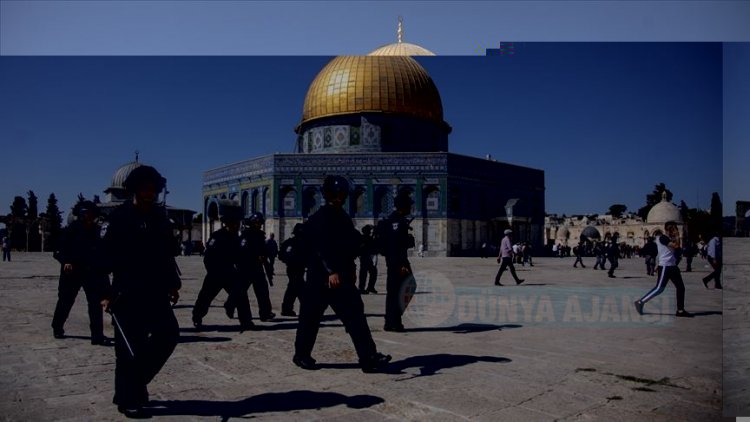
[1,241,739,421]
[724,238,750,418]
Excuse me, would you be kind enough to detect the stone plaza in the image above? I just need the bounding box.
[1,239,745,421]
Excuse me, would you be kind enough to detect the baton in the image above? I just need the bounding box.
[107,308,135,358]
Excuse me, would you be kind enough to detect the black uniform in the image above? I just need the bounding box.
[358,230,378,293]
[192,227,240,325]
[607,240,619,278]
[103,201,181,409]
[379,211,415,330]
[573,242,585,268]
[51,220,110,342]
[294,204,379,364]
[228,227,274,323]
[279,234,306,316]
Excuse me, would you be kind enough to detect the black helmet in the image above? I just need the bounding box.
[322,175,349,195]
[73,200,99,218]
[394,192,414,208]
[292,223,304,236]
[246,211,265,225]
[361,224,373,234]
[219,201,243,223]
[123,165,166,193]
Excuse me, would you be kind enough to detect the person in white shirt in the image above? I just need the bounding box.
[494,229,524,286]
[701,234,722,289]
[634,222,693,318]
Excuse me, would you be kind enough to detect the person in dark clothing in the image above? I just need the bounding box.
[100,165,181,418]
[607,234,620,278]
[358,224,379,294]
[226,212,276,324]
[265,233,278,285]
[191,203,243,329]
[51,200,112,345]
[642,236,657,276]
[593,242,607,270]
[279,223,306,317]
[293,175,391,373]
[572,239,586,268]
[379,193,417,332]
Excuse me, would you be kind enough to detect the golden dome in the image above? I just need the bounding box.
[300,56,444,127]
[368,42,435,56]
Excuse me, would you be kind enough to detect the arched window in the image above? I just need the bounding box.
[373,186,390,218]
[241,191,250,217]
[263,187,271,217]
[251,189,260,213]
[351,186,366,217]
[302,187,322,217]
[423,186,440,217]
[279,187,296,217]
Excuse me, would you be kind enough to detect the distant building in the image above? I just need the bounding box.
[545,192,685,247]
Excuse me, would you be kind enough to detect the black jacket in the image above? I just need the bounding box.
[203,228,240,278]
[379,211,414,268]
[103,201,181,300]
[303,204,361,282]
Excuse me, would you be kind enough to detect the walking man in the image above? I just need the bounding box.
[607,234,620,278]
[101,165,182,417]
[2,235,10,261]
[265,233,278,286]
[227,212,276,326]
[192,203,243,329]
[293,175,391,373]
[494,229,524,286]
[279,223,306,317]
[357,224,378,294]
[51,199,111,345]
[634,222,693,318]
[379,192,417,332]
[702,233,723,289]
[573,239,586,268]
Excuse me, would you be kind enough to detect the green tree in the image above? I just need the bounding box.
[44,193,63,251]
[9,196,28,250]
[10,196,27,218]
[607,204,627,218]
[27,191,38,219]
[710,192,722,235]
[637,183,673,220]
[26,191,41,251]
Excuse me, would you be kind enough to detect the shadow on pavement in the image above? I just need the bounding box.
[384,353,512,378]
[405,323,522,333]
[177,335,232,344]
[145,390,384,418]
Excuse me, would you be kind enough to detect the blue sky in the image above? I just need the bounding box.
[0,1,747,220]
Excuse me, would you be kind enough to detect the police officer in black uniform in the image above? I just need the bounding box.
[293,175,391,373]
[226,212,276,324]
[279,223,305,317]
[380,192,416,332]
[101,165,181,417]
[607,233,620,278]
[51,199,112,345]
[358,224,379,294]
[192,202,243,329]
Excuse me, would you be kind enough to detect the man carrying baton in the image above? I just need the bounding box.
[101,165,181,418]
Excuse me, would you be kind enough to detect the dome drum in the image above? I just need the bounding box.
[298,113,448,154]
